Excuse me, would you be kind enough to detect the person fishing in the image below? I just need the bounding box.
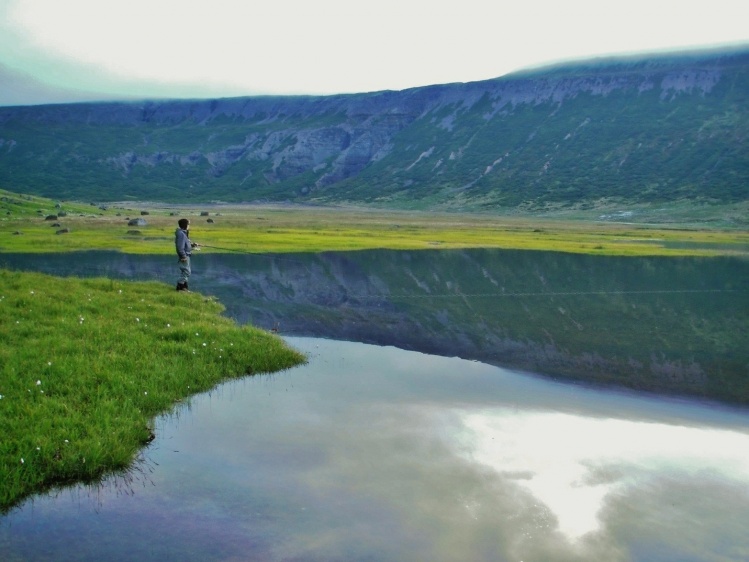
[175,218,200,291]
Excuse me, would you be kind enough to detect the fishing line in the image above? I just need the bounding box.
[1,261,740,300]
[364,288,738,300]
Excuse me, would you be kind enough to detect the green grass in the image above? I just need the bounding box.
[0,269,306,513]
[2,189,748,258]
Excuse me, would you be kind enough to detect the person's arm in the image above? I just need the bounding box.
[176,230,189,260]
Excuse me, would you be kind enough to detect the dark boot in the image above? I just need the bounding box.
[176,281,188,291]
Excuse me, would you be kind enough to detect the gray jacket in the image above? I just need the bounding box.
[175,228,192,259]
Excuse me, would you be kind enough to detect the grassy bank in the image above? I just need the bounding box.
[0,269,306,513]
[2,189,748,257]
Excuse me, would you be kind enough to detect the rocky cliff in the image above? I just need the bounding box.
[1,47,747,208]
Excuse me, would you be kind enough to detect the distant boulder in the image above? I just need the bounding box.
[128,218,148,226]
[207,218,214,223]
[140,210,149,215]
[55,228,70,234]
[51,222,61,227]
[44,214,58,220]
[200,211,210,216]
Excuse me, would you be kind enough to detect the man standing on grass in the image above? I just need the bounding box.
[175,218,199,291]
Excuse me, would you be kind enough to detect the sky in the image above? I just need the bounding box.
[1,0,748,105]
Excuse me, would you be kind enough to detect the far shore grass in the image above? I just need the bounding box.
[1,189,748,257]
[0,269,306,513]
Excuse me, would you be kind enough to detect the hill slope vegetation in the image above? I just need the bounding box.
[0,48,747,210]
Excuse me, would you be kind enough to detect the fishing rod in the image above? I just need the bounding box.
[197,244,310,267]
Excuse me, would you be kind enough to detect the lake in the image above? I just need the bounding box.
[2,337,749,561]
[1,249,748,560]
[2,248,747,403]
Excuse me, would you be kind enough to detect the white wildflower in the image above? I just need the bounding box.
[36,380,41,386]
[136,318,140,322]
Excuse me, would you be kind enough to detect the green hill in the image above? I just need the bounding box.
[1,47,747,211]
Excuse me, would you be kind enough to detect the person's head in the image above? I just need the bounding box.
[178,218,190,230]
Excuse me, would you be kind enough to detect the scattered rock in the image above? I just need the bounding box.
[200,211,210,216]
[55,228,70,234]
[128,218,148,226]
[45,214,58,220]
[12,231,22,235]
[126,230,142,235]
[140,210,149,215]
[51,222,61,227]
[207,218,214,223]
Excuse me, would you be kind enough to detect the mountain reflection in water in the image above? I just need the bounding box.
[2,248,747,403]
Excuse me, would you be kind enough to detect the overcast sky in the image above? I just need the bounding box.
[1,0,748,105]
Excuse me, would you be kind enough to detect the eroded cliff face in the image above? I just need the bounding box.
[1,48,747,206]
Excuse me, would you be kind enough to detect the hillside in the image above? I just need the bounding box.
[0,47,748,210]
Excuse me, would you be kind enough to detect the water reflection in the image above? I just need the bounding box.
[2,248,747,403]
[2,338,748,562]
[458,409,749,540]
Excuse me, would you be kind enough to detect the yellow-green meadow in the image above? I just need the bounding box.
[1,189,748,257]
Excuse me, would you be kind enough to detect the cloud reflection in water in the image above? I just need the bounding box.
[3,337,749,562]
[455,409,749,541]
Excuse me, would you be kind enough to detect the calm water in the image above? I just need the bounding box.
[2,337,749,562]
[2,249,747,403]
[2,249,748,560]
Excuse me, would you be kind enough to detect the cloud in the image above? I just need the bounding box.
[1,0,749,101]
